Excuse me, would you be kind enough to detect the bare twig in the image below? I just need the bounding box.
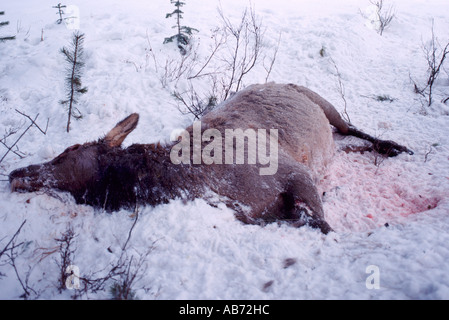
[145,30,159,73]
[7,248,37,299]
[0,220,26,260]
[264,32,281,83]
[152,5,275,120]
[360,94,396,103]
[0,220,38,299]
[173,83,217,120]
[372,0,395,36]
[0,127,25,159]
[0,115,36,164]
[125,59,140,72]
[234,7,263,92]
[54,227,77,293]
[158,42,198,87]
[15,109,49,134]
[0,110,49,164]
[122,205,139,252]
[424,143,438,162]
[414,20,449,107]
[424,146,433,163]
[218,5,265,100]
[109,242,157,300]
[72,205,157,299]
[188,28,227,80]
[53,3,67,24]
[423,22,449,106]
[329,56,351,123]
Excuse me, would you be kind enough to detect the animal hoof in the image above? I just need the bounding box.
[292,217,333,234]
[373,140,413,157]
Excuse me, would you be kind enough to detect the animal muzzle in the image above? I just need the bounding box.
[9,165,45,192]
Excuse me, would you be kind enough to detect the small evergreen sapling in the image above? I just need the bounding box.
[60,31,87,133]
[53,3,67,24]
[0,11,15,41]
[163,0,198,55]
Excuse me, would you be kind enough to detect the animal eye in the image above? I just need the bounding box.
[50,144,82,164]
[66,144,81,152]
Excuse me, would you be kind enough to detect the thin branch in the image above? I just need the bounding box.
[370,0,395,36]
[0,111,49,164]
[329,55,351,123]
[54,227,77,293]
[0,220,37,299]
[15,109,49,135]
[424,145,434,163]
[0,140,25,159]
[264,32,281,83]
[0,220,26,259]
[145,29,159,73]
[217,5,264,100]
[188,30,226,80]
[416,20,449,106]
[0,115,37,164]
[122,205,139,252]
[0,127,24,159]
[7,249,37,299]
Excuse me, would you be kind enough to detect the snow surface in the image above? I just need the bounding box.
[0,0,449,300]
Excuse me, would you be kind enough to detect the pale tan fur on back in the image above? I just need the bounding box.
[201,82,335,182]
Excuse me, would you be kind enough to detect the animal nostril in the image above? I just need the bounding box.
[10,178,22,192]
[9,170,22,183]
[8,165,43,192]
[10,177,40,193]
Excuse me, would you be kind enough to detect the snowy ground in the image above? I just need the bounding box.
[0,0,449,300]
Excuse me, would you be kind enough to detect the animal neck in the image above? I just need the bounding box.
[91,143,203,211]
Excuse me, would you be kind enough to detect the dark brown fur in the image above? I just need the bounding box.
[9,83,412,234]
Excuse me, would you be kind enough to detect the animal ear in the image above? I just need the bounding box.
[104,113,139,147]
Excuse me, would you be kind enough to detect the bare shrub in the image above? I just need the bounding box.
[0,110,49,172]
[54,227,77,293]
[71,207,156,299]
[172,5,278,119]
[412,20,449,107]
[329,56,351,123]
[172,85,218,120]
[370,0,395,36]
[360,0,395,36]
[0,220,39,299]
[215,5,264,100]
[136,6,279,120]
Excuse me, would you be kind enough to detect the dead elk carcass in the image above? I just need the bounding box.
[9,83,413,233]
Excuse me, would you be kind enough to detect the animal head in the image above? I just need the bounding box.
[9,113,139,201]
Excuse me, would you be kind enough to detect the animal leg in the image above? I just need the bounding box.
[280,191,333,234]
[273,172,334,234]
[345,124,414,157]
[295,85,413,157]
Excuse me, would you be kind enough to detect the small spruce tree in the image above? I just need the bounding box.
[60,31,87,132]
[0,11,15,41]
[53,3,67,24]
[163,0,198,55]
